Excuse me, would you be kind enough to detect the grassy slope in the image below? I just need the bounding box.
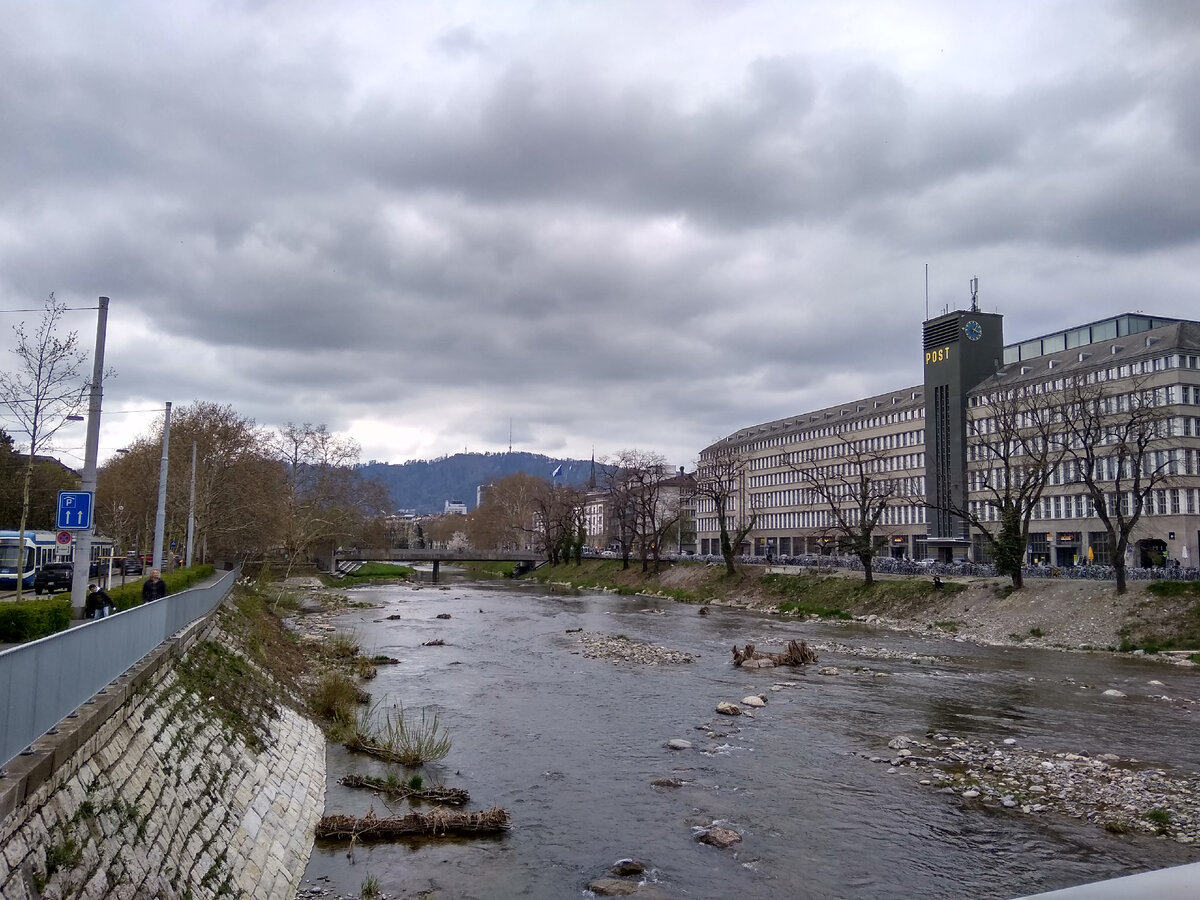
[527,559,962,619]
[526,560,1199,654]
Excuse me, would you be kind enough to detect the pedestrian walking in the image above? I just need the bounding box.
[86,584,114,619]
[142,569,167,603]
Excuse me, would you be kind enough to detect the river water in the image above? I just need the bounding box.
[301,575,1200,899]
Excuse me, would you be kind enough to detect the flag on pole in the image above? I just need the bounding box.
[551,465,563,478]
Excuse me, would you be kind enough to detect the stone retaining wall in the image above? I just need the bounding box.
[0,613,325,899]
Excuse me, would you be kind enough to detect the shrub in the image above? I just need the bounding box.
[310,673,369,725]
[109,564,216,611]
[324,631,361,659]
[0,596,72,642]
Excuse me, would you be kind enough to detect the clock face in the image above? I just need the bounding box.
[965,320,983,341]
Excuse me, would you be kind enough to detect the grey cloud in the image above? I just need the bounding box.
[435,26,490,59]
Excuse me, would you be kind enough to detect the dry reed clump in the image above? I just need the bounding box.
[339,774,470,805]
[343,703,452,765]
[316,806,510,840]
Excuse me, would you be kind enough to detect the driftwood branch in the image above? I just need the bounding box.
[339,774,470,805]
[316,806,511,841]
[731,640,817,668]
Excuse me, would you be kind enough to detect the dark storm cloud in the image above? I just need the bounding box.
[2,1,1199,468]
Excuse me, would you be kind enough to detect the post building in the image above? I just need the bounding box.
[695,309,1200,569]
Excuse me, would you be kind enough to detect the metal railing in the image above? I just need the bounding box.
[0,568,238,769]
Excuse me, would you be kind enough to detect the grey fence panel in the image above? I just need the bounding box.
[0,568,238,769]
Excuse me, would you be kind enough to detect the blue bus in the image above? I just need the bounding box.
[0,530,114,590]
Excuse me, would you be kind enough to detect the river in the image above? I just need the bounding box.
[300,575,1200,899]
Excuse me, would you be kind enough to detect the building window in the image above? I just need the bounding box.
[1029,533,1050,564]
[1089,532,1111,565]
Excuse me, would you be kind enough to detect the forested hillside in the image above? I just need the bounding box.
[359,452,593,514]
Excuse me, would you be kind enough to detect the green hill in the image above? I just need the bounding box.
[359,452,594,515]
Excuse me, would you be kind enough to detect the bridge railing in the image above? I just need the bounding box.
[0,568,239,770]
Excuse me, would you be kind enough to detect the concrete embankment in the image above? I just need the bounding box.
[0,609,325,898]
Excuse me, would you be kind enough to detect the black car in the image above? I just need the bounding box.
[123,555,143,575]
[34,562,75,595]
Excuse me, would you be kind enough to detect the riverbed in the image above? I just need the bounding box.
[300,576,1200,899]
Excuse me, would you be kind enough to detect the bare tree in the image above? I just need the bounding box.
[624,450,679,573]
[695,441,756,576]
[97,402,279,565]
[597,450,676,572]
[466,472,546,550]
[598,457,637,570]
[272,423,386,575]
[1061,374,1174,594]
[0,296,88,598]
[789,430,904,585]
[529,481,584,565]
[955,378,1065,589]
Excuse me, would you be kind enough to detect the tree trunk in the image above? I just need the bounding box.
[1114,560,1128,594]
[14,452,34,601]
[860,551,874,585]
[720,529,736,577]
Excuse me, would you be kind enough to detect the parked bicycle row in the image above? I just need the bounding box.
[678,552,1200,582]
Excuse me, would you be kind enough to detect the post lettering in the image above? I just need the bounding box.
[924,345,951,365]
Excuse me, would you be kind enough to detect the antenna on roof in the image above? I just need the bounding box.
[970,276,980,313]
[925,264,929,320]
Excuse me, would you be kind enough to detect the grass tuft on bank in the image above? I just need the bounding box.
[1119,580,1200,653]
[335,562,415,583]
[522,559,961,620]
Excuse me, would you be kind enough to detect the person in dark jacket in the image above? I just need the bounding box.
[86,584,114,619]
[142,569,167,603]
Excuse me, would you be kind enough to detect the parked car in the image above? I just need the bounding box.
[34,562,74,595]
[122,554,143,575]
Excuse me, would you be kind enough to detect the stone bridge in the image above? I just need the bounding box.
[332,548,542,582]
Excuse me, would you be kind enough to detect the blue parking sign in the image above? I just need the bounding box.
[57,491,94,530]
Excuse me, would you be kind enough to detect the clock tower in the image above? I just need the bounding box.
[923,290,1004,560]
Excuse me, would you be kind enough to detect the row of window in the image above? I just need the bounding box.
[969,448,1200,490]
[749,452,927,488]
[703,484,1200,539]
[750,475,926,511]
[968,488,1199,523]
[698,504,930,534]
[737,403,926,455]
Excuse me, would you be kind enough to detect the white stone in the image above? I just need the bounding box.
[1103,689,1127,698]
[741,696,766,708]
[666,739,692,750]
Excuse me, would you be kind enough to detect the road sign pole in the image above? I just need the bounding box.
[70,297,108,615]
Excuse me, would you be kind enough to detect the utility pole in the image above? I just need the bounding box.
[186,441,196,567]
[69,297,109,618]
[152,402,171,573]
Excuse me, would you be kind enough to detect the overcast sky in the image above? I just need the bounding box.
[2,1,1199,474]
